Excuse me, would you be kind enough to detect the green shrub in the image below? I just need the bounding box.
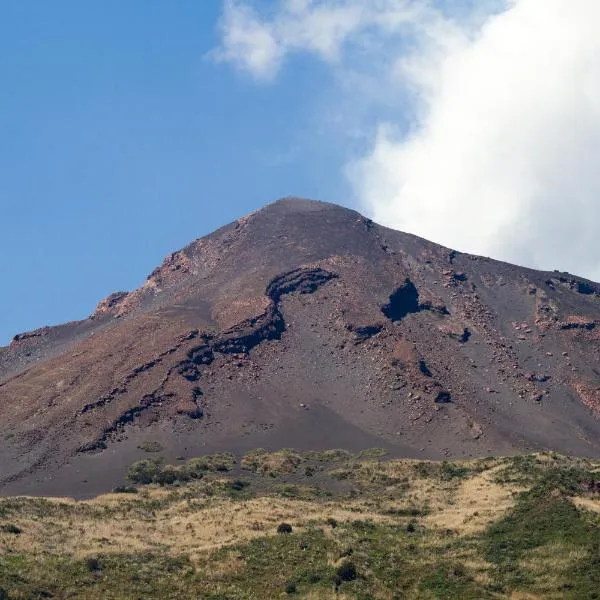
[85,557,101,572]
[153,466,181,486]
[228,480,249,492]
[277,523,293,534]
[440,461,471,480]
[336,561,357,582]
[240,448,269,472]
[305,449,352,462]
[127,459,161,484]
[136,440,164,453]
[285,582,297,594]
[242,449,302,476]
[112,486,138,494]
[358,448,388,459]
[186,453,236,475]
[0,524,21,535]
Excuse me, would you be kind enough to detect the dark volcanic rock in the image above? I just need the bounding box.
[381,279,421,322]
[2,197,600,497]
[435,391,452,404]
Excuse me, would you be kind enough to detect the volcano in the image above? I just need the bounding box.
[2,198,600,497]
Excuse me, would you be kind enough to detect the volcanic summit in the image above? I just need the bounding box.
[2,198,600,496]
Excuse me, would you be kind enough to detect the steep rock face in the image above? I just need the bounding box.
[2,198,600,497]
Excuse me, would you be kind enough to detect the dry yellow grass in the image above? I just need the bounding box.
[425,466,517,534]
[300,591,353,600]
[3,458,520,561]
[572,495,600,514]
[240,448,304,475]
[2,486,406,562]
[0,457,530,570]
[2,452,600,600]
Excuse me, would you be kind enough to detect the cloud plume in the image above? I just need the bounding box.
[215,0,600,280]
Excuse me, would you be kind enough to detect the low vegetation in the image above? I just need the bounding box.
[127,452,236,485]
[0,450,599,599]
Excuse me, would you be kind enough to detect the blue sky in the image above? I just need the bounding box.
[0,1,354,343]
[2,1,599,344]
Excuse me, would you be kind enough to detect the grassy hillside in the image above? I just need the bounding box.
[1,449,599,599]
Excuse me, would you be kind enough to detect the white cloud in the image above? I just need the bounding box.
[215,0,600,280]
[213,0,424,79]
[212,1,282,80]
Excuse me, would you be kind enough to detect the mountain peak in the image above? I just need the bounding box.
[261,196,358,214]
[2,198,600,497]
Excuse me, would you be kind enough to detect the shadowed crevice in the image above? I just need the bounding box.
[381,279,421,322]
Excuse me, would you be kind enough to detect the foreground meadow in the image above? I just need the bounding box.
[1,449,599,599]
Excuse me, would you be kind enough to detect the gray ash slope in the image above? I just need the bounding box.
[1,198,600,497]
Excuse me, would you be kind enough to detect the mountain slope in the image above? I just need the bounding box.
[2,197,600,496]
